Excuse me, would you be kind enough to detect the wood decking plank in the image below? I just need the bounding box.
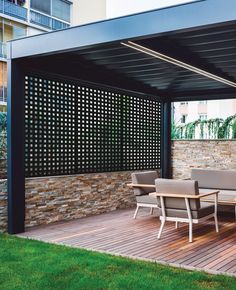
[17,208,236,277]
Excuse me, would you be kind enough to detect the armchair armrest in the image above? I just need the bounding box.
[198,191,219,199]
[127,183,156,188]
[149,190,219,199]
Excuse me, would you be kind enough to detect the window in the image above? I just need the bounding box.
[31,0,71,22]
[31,0,51,14]
[181,115,187,124]
[199,114,207,121]
[52,0,70,22]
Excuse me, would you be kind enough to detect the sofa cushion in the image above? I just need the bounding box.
[191,168,236,190]
[136,194,157,205]
[166,204,214,219]
[155,179,200,211]
[131,171,158,195]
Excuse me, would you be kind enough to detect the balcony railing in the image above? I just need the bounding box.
[0,42,7,58]
[0,86,7,104]
[0,0,27,21]
[30,10,70,31]
[0,1,70,31]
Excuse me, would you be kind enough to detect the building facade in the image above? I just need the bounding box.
[0,0,110,111]
[0,0,82,111]
[174,100,236,125]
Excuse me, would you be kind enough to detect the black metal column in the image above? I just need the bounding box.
[7,59,25,234]
[161,101,172,179]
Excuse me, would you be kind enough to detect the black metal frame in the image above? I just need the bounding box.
[7,0,236,233]
[7,60,25,234]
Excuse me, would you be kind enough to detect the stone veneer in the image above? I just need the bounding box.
[0,179,7,232]
[1,170,156,232]
[25,171,138,228]
[0,159,7,179]
[172,140,236,179]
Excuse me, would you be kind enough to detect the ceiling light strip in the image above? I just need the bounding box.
[121,41,236,89]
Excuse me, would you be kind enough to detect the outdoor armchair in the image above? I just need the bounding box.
[128,171,158,219]
[150,179,219,243]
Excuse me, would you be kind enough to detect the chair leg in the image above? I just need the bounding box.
[157,219,165,240]
[214,214,219,233]
[175,221,179,229]
[133,205,140,219]
[150,207,154,215]
[189,222,193,243]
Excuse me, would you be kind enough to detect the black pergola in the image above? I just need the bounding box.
[7,0,236,234]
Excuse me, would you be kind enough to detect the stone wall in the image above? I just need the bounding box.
[25,171,138,228]
[0,179,7,232]
[0,170,162,232]
[0,159,7,179]
[172,140,236,179]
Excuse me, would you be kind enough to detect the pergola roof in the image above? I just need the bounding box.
[8,0,236,101]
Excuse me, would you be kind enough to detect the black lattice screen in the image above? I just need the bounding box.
[25,75,161,177]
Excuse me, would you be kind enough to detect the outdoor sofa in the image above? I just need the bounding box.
[191,168,236,220]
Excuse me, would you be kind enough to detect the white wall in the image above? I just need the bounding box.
[27,27,44,36]
[75,0,106,25]
[106,0,197,18]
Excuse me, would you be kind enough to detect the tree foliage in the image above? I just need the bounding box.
[173,114,236,140]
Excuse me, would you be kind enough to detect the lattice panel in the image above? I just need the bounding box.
[25,76,77,177]
[123,95,161,170]
[78,86,122,173]
[25,75,161,177]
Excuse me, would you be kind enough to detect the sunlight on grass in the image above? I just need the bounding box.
[0,234,236,290]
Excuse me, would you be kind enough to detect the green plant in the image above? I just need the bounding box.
[232,119,236,138]
[172,114,236,140]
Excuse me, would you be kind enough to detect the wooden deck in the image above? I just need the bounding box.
[18,208,236,277]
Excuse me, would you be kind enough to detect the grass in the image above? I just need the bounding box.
[0,234,236,290]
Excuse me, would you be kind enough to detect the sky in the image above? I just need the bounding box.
[106,0,197,18]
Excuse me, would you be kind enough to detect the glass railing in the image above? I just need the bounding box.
[0,0,27,21]
[30,10,51,29]
[0,86,7,104]
[0,2,70,31]
[0,42,7,58]
[30,10,70,30]
[52,18,70,30]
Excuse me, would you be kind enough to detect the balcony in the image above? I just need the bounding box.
[30,10,70,30]
[0,0,27,21]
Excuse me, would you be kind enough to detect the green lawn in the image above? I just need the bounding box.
[0,234,236,290]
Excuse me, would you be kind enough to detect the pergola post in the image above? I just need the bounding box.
[161,101,172,179]
[7,58,25,234]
